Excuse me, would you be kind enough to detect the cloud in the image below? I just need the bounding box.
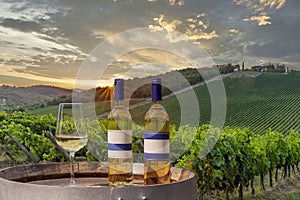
[96,48,194,84]
[186,30,218,40]
[261,0,286,10]
[0,25,86,82]
[244,13,272,26]
[232,0,286,26]
[0,1,86,80]
[0,63,76,88]
[0,26,85,59]
[151,14,183,31]
[149,13,218,42]
[0,2,47,22]
[169,0,185,6]
[232,0,286,12]
[0,0,299,88]
[0,1,69,23]
[229,28,239,33]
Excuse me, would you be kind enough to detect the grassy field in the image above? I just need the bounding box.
[30,105,58,116]
[285,191,300,200]
[30,102,112,117]
[131,72,300,133]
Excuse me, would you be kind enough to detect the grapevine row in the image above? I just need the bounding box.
[177,126,300,200]
[0,110,299,200]
[226,90,300,133]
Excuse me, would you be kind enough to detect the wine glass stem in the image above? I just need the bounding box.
[70,152,75,185]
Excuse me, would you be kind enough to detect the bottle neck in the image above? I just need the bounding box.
[152,81,162,102]
[152,100,162,104]
[114,79,124,101]
[114,99,125,108]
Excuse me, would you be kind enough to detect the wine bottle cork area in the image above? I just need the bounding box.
[0,162,197,200]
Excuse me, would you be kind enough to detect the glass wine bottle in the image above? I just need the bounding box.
[107,78,133,186]
[144,78,170,185]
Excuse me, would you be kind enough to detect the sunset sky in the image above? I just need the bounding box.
[0,0,299,88]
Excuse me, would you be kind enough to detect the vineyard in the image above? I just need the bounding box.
[0,72,299,199]
[29,72,300,134]
[177,125,300,200]
[132,72,300,134]
[0,110,299,199]
[224,72,300,133]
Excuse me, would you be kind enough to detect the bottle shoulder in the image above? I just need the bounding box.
[108,107,132,120]
[145,103,169,120]
[108,108,132,130]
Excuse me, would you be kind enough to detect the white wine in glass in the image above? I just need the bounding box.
[55,103,88,186]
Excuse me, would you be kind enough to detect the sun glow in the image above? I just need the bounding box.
[95,86,114,114]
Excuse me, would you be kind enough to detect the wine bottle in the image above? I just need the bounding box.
[144,78,170,185]
[107,78,133,186]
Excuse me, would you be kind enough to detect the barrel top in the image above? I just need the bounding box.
[0,162,194,186]
[0,162,197,200]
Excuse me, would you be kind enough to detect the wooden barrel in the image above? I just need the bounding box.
[0,162,197,200]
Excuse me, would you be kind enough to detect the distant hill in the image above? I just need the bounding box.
[93,67,216,101]
[0,85,72,111]
[22,85,72,97]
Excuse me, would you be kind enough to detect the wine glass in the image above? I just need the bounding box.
[55,103,88,186]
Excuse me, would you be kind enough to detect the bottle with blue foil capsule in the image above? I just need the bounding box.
[108,78,133,186]
[144,78,170,185]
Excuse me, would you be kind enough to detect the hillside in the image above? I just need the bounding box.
[12,70,299,134]
[131,72,300,133]
[0,85,72,110]
[224,72,300,133]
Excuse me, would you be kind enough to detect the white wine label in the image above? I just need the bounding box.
[144,140,170,153]
[144,132,170,160]
[108,130,132,158]
[108,130,132,144]
[108,150,132,158]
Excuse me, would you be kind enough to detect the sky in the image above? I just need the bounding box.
[0,0,299,88]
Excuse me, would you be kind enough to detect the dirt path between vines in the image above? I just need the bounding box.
[254,175,300,200]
